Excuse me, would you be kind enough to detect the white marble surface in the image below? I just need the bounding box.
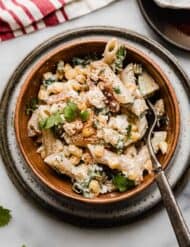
[0,1,190,246]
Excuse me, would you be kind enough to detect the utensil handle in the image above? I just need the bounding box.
[156,170,190,247]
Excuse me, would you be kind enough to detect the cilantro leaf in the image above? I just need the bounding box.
[113,87,121,94]
[0,206,12,227]
[117,45,126,57]
[39,118,47,130]
[25,98,38,116]
[80,110,89,122]
[43,78,56,87]
[113,174,135,192]
[72,57,87,66]
[72,53,99,67]
[39,112,64,130]
[126,124,132,139]
[45,112,64,129]
[63,102,79,122]
[112,46,127,73]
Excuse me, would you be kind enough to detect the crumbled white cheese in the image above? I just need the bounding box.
[154,99,165,117]
[151,131,167,154]
[108,115,129,134]
[87,86,106,109]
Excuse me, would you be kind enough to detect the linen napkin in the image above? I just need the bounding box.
[0,0,115,41]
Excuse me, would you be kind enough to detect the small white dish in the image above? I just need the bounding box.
[153,0,190,9]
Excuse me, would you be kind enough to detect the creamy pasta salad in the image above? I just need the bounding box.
[27,39,168,198]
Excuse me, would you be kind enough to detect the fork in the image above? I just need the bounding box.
[146,100,190,247]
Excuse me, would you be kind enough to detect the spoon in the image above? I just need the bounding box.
[146,99,190,247]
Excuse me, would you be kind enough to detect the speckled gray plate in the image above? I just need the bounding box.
[0,27,190,227]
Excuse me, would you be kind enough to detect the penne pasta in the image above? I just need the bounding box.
[26,38,168,198]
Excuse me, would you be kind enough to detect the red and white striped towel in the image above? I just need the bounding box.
[0,0,115,42]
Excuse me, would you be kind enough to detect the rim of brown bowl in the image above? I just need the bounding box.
[14,38,180,204]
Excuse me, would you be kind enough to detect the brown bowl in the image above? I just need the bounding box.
[14,38,180,204]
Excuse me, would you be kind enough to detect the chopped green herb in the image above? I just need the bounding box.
[111,46,127,73]
[22,245,26,247]
[126,124,132,139]
[73,165,105,198]
[0,206,12,227]
[40,102,89,124]
[113,87,121,94]
[113,174,135,192]
[80,110,89,122]
[64,101,79,122]
[72,57,87,66]
[39,112,64,129]
[39,118,47,129]
[46,112,64,129]
[72,54,99,67]
[25,98,38,115]
[117,45,127,59]
[43,78,55,87]
[94,107,109,116]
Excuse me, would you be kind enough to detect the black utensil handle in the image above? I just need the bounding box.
[156,171,190,247]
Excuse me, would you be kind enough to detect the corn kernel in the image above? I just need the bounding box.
[108,157,120,169]
[128,170,138,181]
[131,125,138,131]
[78,102,87,111]
[89,180,100,196]
[75,74,86,84]
[68,145,82,158]
[82,127,95,137]
[38,86,48,101]
[64,64,76,80]
[75,66,89,75]
[64,64,72,71]
[65,69,77,80]
[70,155,80,166]
[71,81,81,91]
[75,66,83,73]
[131,131,141,141]
[94,145,104,158]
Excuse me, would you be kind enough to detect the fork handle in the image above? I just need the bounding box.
[155,170,190,247]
